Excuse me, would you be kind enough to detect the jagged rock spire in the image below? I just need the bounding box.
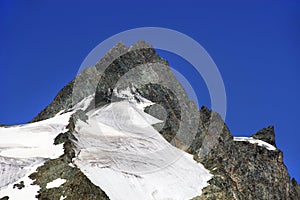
[252,125,276,147]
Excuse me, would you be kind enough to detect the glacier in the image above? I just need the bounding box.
[0,111,71,198]
[73,100,212,200]
[0,94,212,200]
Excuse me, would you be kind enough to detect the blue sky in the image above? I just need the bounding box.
[0,1,299,181]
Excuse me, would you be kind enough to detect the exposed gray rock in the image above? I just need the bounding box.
[23,41,300,199]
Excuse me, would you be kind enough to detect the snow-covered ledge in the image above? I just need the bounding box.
[233,137,276,151]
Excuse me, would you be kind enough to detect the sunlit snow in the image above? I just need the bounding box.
[0,162,44,200]
[46,178,67,189]
[233,137,276,151]
[0,93,212,200]
[0,112,71,198]
[0,113,71,159]
[73,100,212,200]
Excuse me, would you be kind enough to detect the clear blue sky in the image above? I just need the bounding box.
[0,1,299,181]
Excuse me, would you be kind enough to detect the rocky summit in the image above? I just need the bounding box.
[0,41,299,200]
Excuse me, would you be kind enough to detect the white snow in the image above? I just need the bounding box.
[0,111,72,198]
[0,92,213,200]
[113,87,154,110]
[60,196,66,200]
[0,157,44,189]
[72,95,94,111]
[0,162,44,200]
[0,95,93,198]
[233,137,276,151]
[74,100,212,200]
[55,110,66,117]
[46,178,66,189]
[0,112,71,159]
[68,163,75,168]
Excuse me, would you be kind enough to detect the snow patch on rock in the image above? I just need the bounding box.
[234,137,276,151]
[0,162,44,200]
[46,178,67,189]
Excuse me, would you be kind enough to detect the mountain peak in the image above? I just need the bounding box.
[31,41,162,122]
[252,125,276,147]
[2,41,300,200]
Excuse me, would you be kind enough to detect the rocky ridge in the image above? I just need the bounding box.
[2,41,299,199]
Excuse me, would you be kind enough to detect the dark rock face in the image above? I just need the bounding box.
[252,126,276,147]
[31,82,74,122]
[23,41,299,199]
[94,46,164,106]
[29,158,109,200]
[139,84,182,144]
[188,109,300,199]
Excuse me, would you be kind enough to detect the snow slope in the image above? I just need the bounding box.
[0,112,71,159]
[74,100,212,200]
[0,162,44,200]
[0,93,212,200]
[0,112,71,197]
